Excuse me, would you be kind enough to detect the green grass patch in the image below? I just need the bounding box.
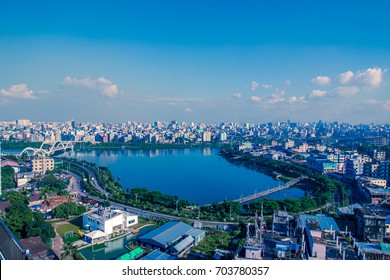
[56,223,81,236]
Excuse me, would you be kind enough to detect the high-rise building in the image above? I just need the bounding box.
[345,157,364,179]
[219,132,227,142]
[16,119,30,126]
[202,131,211,142]
[32,155,54,174]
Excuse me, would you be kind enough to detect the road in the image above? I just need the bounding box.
[63,170,83,193]
[64,159,238,228]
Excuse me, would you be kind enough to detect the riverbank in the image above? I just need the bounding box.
[1,140,223,151]
[218,148,351,207]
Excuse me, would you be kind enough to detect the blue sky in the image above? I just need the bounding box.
[1,0,390,123]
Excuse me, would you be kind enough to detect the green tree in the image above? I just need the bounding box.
[4,200,33,239]
[299,196,317,211]
[52,202,87,219]
[61,242,84,260]
[1,166,16,189]
[3,191,29,204]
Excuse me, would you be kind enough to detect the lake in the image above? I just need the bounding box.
[66,148,304,205]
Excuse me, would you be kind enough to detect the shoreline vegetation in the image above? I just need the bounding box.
[1,140,223,151]
[60,146,349,222]
[2,141,350,223]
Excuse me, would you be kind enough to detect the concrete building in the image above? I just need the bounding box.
[307,155,338,174]
[363,161,390,186]
[273,210,294,235]
[345,157,364,179]
[83,208,138,235]
[355,206,387,242]
[361,187,390,204]
[284,139,295,149]
[202,131,211,142]
[358,177,387,189]
[16,119,30,126]
[31,155,54,174]
[219,132,227,142]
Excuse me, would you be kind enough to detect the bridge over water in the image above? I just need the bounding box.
[233,176,308,204]
[19,140,77,157]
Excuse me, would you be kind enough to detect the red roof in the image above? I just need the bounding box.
[0,201,11,212]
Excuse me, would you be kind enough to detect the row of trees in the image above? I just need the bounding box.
[247,196,318,216]
[52,202,87,219]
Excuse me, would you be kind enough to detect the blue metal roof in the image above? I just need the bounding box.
[185,228,205,239]
[139,222,194,249]
[172,236,194,253]
[299,214,340,232]
[140,249,177,260]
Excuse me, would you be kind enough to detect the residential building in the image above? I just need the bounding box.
[83,208,138,235]
[202,131,211,142]
[31,155,54,174]
[354,206,387,242]
[345,157,364,179]
[284,139,295,149]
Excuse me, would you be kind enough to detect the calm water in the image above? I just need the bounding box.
[79,225,153,260]
[67,148,304,205]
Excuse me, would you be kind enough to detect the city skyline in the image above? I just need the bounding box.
[1,1,390,123]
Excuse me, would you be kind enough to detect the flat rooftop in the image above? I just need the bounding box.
[85,208,124,221]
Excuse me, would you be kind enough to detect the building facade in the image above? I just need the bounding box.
[83,208,138,235]
[31,155,54,174]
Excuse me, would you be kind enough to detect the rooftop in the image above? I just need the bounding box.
[299,214,340,232]
[140,222,202,249]
[140,249,177,260]
[85,208,126,221]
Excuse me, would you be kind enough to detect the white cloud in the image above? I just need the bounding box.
[366,98,379,105]
[288,96,297,103]
[250,81,259,90]
[63,76,119,97]
[288,96,306,103]
[333,86,360,97]
[285,80,291,86]
[184,107,193,113]
[232,93,242,99]
[355,67,383,87]
[311,89,327,97]
[311,76,331,85]
[261,84,272,89]
[0,84,37,99]
[268,91,285,104]
[250,96,262,103]
[339,71,354,84]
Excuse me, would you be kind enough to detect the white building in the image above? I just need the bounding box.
[202,131,211,142]
[83,208,138,235]
[284,140,295,149]
[219,132,227,142]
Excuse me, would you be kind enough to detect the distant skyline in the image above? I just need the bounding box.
[1,1,390,124]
